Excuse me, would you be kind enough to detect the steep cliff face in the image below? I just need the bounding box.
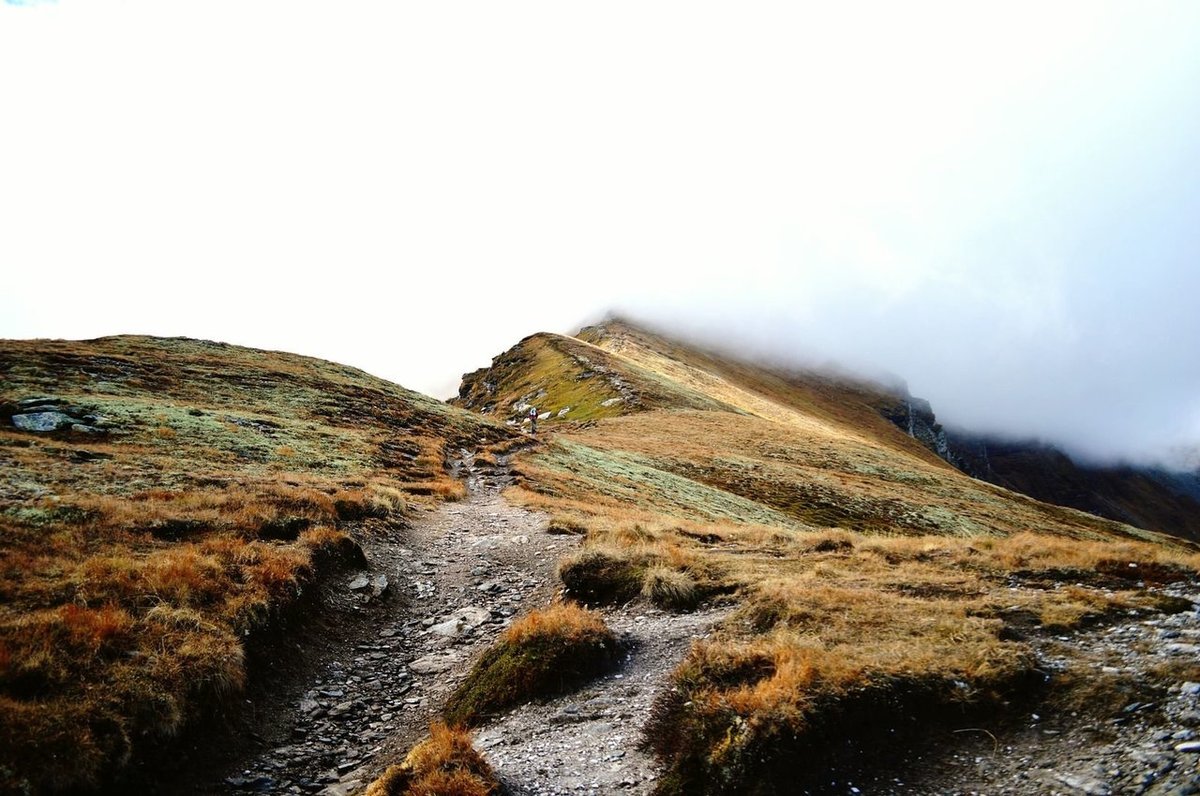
[1150,464,1200,504]
[876,394,954,462]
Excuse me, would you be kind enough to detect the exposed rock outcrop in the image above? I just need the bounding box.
[3,396,111,435]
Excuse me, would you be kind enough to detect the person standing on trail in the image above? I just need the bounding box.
[529,406,538,434]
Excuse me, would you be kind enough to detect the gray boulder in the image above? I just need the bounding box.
[12,412,75,432]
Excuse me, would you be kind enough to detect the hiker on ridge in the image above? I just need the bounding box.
[529,406,538,433]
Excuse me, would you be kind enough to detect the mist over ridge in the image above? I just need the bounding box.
[3,3,1198,470]
[599,302,1200,471]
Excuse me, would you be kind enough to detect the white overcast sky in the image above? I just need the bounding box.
[2,1,1199,464]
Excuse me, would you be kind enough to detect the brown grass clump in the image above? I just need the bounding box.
[646,626,1038,795]
[443,604,618,726]
[555,519,730,610]
[641,566,700,612]
[365,722,499,796]
[546,515,588,535]
[558,547,647,605]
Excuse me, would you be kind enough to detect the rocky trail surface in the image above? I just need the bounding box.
[813,582,1200,796]
[476,605,729,795]
[199,447,730,796]
[203,447,579,795]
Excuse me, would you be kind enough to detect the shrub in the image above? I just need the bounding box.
[443,604,618,726]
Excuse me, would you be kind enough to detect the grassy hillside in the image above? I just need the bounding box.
[0,335,514,793]
[460,319,1200,794]
[454,331,737,427]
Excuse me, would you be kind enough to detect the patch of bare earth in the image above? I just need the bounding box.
[476,605,729,795]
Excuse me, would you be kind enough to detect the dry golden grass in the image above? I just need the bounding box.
[365,722,499,796]
[443,604,618,726]
[0,335,514,793]
[458,320,1200,793]
[641,565,700,611]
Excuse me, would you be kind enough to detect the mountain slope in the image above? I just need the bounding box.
[941,430,1200,542]
[462,320,1171,542]
[0,335,515,793]
[456,318,1200,794]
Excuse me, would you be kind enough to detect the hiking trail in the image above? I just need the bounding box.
[203,446,574,794]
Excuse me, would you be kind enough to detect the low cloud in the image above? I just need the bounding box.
[2,3,1197,466]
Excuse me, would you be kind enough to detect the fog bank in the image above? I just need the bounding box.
[2,2,1198,465]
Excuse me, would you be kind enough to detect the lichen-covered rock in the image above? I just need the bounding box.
[12,411,75,432]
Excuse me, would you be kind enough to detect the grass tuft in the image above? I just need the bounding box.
[365,722,499,796]
[641,565,700,612]
[443,604,618,726]
[546,515,588,535]
[558,547,646,605]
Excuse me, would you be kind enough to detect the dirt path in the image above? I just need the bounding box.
[476,605,730,795]
[206,447,579,796]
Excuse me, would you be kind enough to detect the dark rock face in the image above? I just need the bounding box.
[877,395,953,462]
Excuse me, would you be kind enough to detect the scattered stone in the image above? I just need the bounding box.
[347,575,370,591]
[428,605,491,637]
[317,781,359,796]
[225,774,276,791]
[1055,772,1112,795]
[17,396,60,408]
[12,412,76,432]
[1166,643,1200,655]
[1176,741,1200,753]
[428,617,465,637]
[370,574,390,596]
[409,654,455,674]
